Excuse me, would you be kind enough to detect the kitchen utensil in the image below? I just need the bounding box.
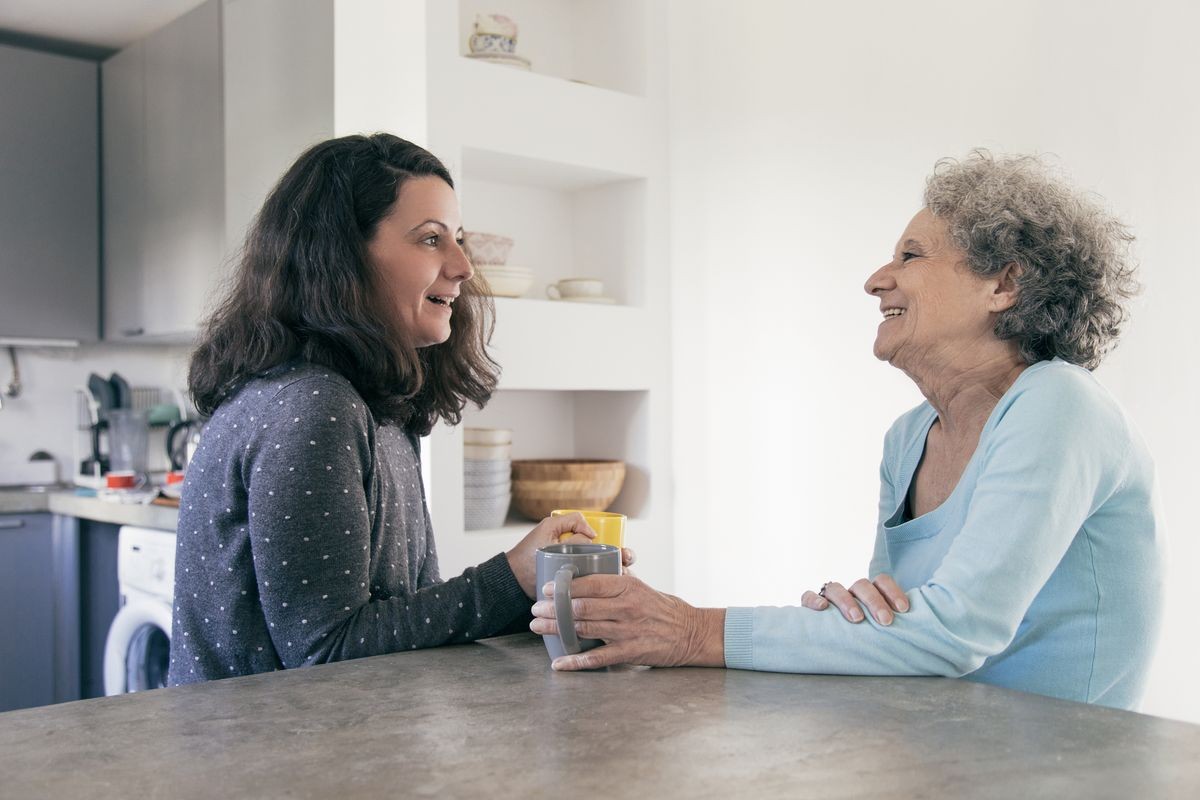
[107,408,149,477]
[105,471,145,490]
[87,372,116,416]
[146,403,182,427]
[109,372,132,409]
[83,373,115,476]
[166,419,203,472]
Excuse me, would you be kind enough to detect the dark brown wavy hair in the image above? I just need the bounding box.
[189,133,499,434]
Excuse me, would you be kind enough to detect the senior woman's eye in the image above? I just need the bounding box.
[901,251,920,262]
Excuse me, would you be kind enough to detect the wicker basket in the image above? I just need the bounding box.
[509,460,625,521]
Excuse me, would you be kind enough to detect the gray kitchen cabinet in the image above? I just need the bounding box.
[103,0,223,341]
[101,41,146,339]
[0,513,57,711]
[0,45,99,343]
[101,0,333,343]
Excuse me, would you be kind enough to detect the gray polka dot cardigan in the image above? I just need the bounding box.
[168,363,528,685]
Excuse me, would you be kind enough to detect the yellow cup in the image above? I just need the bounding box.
[552,509,626,549]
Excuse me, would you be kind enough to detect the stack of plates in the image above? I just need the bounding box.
[464,427,512,530]
[477,265,534,298]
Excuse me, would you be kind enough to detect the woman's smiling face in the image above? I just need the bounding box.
[367,176,473,348]
[863,209,1003,373]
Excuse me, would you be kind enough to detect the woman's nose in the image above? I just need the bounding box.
[864,262,895,296]
[447,243,473,282]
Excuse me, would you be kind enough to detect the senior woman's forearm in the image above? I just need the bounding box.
[686,606,727,667]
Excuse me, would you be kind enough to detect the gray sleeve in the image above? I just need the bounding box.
[242,377,528,669]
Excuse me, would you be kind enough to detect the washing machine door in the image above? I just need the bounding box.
[103,597,172,696]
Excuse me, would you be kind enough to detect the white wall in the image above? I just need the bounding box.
[668,0,1200,723]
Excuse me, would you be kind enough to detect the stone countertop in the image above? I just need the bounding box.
[0,489,177,531]
[1,635,1197,798]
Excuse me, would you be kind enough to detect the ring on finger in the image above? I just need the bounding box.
[818,582,834,599]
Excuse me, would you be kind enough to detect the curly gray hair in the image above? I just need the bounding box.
[924,151,1139,370]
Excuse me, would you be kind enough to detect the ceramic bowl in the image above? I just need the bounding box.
[479,273,533,298]
[465,479,512,499]
[464,427,512,445]
[546,278,604,299]
[473,13,518,39]
[464,443,512,461]
[464,491,511,530]
[463,231,514,266]
[465,457,512,477]
[468,33,516,54]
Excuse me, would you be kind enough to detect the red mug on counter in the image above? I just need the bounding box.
[105,470,145,490]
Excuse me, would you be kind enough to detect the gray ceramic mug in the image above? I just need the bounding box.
[536,543,621,661]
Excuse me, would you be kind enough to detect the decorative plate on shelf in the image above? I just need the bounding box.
[464,52,532,70]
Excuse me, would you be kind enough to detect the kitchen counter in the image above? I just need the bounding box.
[0,489,177,530]
[1,634,1197,798]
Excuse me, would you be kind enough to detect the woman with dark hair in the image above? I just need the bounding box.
[532,152,1163,711]
[168,133,605,685]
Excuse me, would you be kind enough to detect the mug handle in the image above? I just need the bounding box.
[553,564,581,655]
[546,284,562,300]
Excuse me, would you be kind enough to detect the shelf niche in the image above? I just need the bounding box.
[459,147,646,307]
[462,388,650,527]
[456,0,648,96]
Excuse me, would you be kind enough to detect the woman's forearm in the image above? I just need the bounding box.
[687,606,727,667]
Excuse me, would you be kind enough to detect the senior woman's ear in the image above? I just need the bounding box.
[988,262,1024,313]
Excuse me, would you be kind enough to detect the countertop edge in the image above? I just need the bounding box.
[1,490,178,531]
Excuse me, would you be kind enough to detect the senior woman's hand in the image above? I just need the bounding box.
[801,574,910,625]
[530,574,725,670]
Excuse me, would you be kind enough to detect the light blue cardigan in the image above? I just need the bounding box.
[724,359,1164,709]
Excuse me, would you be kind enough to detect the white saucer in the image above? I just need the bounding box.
[556,295,617,305]
[464,52,531,70]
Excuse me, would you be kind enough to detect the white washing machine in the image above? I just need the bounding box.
[104,526,176,695]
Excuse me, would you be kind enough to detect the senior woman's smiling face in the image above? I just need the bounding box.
[864,209,1008,373]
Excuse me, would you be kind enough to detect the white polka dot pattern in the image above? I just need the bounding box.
[167,363,530,686]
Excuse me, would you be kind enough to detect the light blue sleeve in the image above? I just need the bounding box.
[867,453,893,578]
[725,373,1130,676]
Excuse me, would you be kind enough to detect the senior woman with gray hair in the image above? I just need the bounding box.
[532,151,1163,710]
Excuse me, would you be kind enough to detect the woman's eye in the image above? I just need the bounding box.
[456,238,465,248]
[422,234,439,246]
[901,252,918,262]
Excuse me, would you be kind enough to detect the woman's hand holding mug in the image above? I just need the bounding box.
[531,573,725,671]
